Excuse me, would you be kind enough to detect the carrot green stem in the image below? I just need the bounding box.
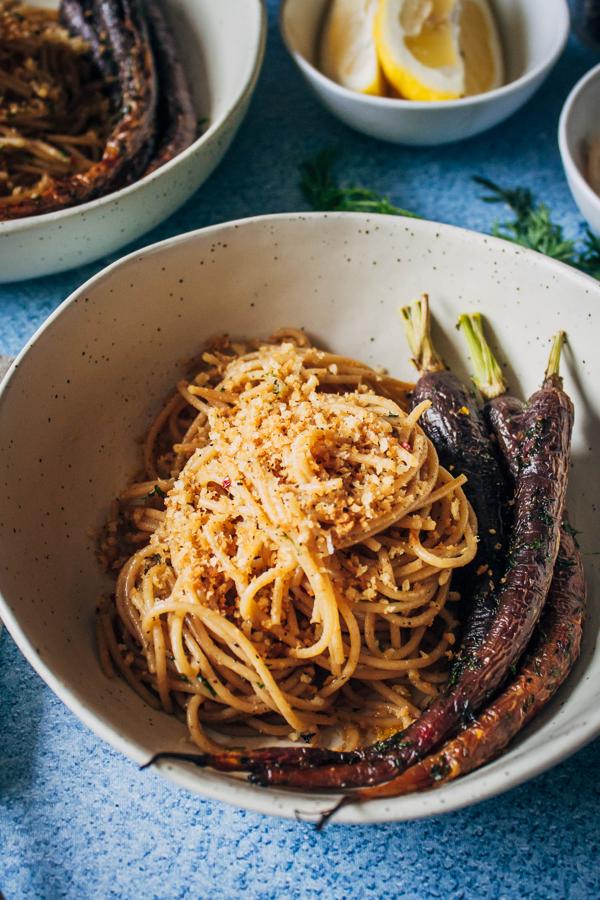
[399,294,445,374]
[457,313,508,399]
[545,331,566,380]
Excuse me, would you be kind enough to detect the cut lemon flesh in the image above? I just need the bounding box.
[460,0,504,96]
[404,0,460,69]
[374,0,503,101]
[320,0,385,96]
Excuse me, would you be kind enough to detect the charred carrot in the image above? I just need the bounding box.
[352,326,584,801]
[401,295,508,673]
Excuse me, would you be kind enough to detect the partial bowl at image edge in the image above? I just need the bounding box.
[0,0,267,283]
[559,61,600,235]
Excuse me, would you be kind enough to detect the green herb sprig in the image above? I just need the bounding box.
[146,484,167,500]
[474,176,600,277]
[299,150,419,219]
[197,674,217,697]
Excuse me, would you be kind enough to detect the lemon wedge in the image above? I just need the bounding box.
[374,0,503,101]
[320,0,386,96]
[460,0,504,96]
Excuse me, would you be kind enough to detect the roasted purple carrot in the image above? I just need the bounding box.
[401,295,507,674]
[350,325,584,802]
[59,0,116,79]
[92,0,158,181]
[141,746,353,775]
[144,0,197,174]
[457,312,525,480]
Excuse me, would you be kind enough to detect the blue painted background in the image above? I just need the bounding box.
[1,2,599,897]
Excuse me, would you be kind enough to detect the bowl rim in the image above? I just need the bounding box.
[279,0,570,111]
[1,210,599,824]
[558,61,600,216]
[0,0,267,234]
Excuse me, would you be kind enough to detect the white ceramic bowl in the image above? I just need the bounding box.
[0,0,266,284]
[1,213,599,824]
[559,62,600,235]
[280,0,570,146]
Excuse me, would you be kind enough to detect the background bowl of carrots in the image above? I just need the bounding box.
[0,0,266,283]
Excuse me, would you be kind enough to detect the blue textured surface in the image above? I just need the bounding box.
[1,3,600,898]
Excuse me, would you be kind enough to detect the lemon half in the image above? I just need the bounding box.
[320,0,386,96]
[374,0,503,102]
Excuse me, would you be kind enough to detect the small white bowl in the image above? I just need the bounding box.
[0,213,599,824]
[559,62,600,235]
[0,0,266,283]
[281,0,570,146]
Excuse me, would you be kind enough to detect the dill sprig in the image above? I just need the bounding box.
[474,176,600,277]
[299,149,419,218]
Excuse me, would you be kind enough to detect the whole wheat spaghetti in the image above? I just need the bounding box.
[98,331,478,752]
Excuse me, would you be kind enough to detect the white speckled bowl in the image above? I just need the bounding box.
[559,62,600,235]
[0,0,266,283]
[0,213,598,824]
[280,0,570,146]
